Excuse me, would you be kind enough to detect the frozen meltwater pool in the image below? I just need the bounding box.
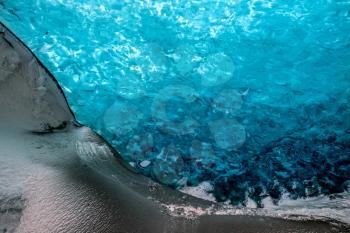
[1,0,350,207]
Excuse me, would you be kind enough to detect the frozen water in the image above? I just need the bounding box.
[126,133,154,161]
[151,145,184,186]
[213,89,243,113]
[173,45,199,76]
[197,53,235,87]
[151,85,199,135]
[103,101,143,136]
[1,0,349,207]
[209,119,246,151]
[190,140,215,160]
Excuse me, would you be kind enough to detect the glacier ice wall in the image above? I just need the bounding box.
[1,0,349,206]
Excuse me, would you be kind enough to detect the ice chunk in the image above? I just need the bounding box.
[140,160,151,168]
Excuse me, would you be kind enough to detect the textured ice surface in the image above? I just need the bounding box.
[1,0,350,206]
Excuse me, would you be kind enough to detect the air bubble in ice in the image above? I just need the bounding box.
[213,89,243,113]
[209,119,246,150]
[151,85,199,135]
[197,53,235,87]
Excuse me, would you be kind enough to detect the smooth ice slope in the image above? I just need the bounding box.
[1,0,349,206]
